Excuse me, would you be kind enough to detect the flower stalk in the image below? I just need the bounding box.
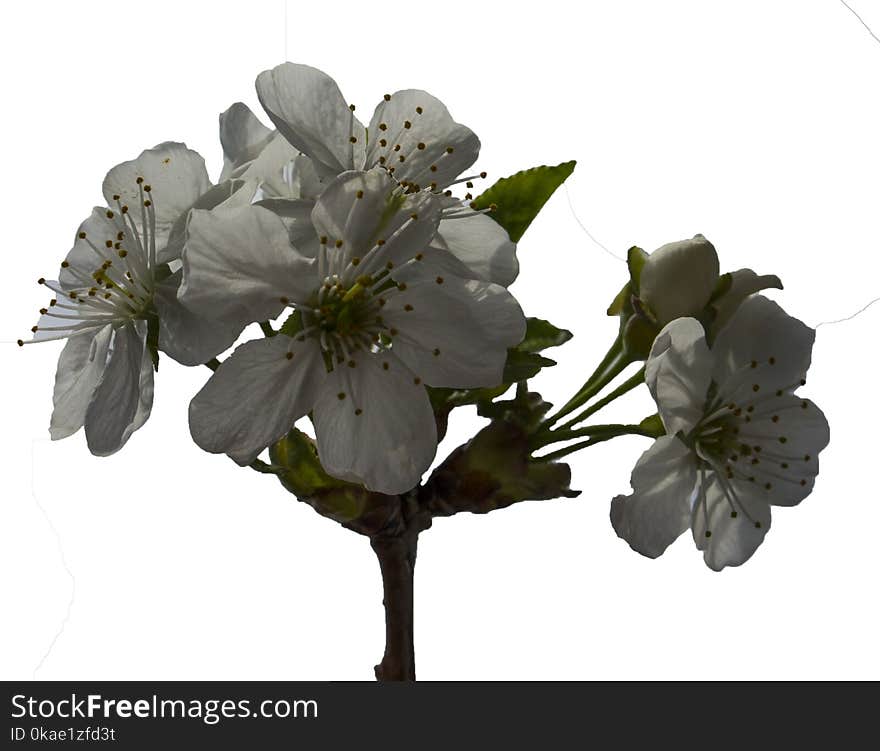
[552,366,647,435]
[542,334,633,428]
[536,423,660,462]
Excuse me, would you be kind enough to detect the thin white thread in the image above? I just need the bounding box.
[839,0,880,46]
[284,0,288,60]
[815,295,880,329]
[563,183,625,262]
[31,439,76,679]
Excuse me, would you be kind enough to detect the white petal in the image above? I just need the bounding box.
[640,234,720,325]
[730,394,829,507]
[255,63,365,176]
[610,435,697,558]
[710,268,782,336]
[49,324,113,439]
[218,102,273,181]
[692,475,771,571]
[160,177,254,265]
[388,241,491,286]
[431,212,519,287]
[712,295,814,399]
[236,135,329,200]
[179,204,316,331]
[102,142,211,231]
[383,272,526,388]
[365,90,480,189]
[646,318,713,435]
[84,321,154,456]
[310,169,441,277]
[127,335,155,438]
[189,335,324,465]
[311,352,437,495]
[153,272,243,365]
[253,197,319,258]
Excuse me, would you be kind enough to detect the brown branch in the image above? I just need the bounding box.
[371,534,418,681]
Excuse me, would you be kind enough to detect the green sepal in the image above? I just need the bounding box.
[471,160,576,242]
[145,311,160,372]
[278,309,304,337]
[622,315,659,360]
[605,246,662,361]
[607,246,648,316]
[709,272,733,303]
[607,282,631,317]
[626,246,648,294]
[638,413,666,438]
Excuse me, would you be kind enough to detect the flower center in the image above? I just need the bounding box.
[20,177,159,346]
[298,273,397,367]
[687,356,814,537]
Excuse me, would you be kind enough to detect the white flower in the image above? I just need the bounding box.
[610,295,830,570]
[638,234,782,331]
[182,168,526,494]
[23,143,242,455]
[217,63,518,286]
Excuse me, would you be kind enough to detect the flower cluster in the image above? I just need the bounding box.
[23,64,524,495]
[22,62,830,576]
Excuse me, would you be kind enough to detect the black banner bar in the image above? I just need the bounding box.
[2,681,874,747]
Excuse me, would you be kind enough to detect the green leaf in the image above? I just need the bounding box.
[269,427,340,498]
[518,317,573,353]
[503,350,556,383]
[422,419,579,517]
[269,428,404,536]
[477,386,553,432]
[471,161,576,242]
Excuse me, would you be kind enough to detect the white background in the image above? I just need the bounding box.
[1,0,878,680]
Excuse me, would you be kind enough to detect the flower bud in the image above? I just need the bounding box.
[639,234,720,326]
